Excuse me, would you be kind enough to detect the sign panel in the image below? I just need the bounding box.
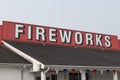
[2,21,119,50]
[0,26,2,44]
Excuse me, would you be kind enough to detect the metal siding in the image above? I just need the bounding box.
[0,67,34,80]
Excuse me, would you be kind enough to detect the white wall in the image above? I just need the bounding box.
[22,68,35,80]
[34,70,120,80]
[0,65,119,80]
[0,66,34,80]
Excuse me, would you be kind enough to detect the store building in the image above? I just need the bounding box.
[0,21,120,80]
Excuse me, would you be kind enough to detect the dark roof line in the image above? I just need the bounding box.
[5,40,120,67]
[0,45,30,64]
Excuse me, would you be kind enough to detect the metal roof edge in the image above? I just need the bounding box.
[46,65,120,70]
[0,63,32,68]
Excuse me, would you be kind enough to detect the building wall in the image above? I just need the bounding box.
[35,71,69,80]
[31,70,120,80]
[2,67,118,80]
[22,67,35,80]
[44,71,115,80]
[0,66,34,80]
[58,72,69,80]
[89,72,101,80]
[89,71,113,80]
[102,71,113,80]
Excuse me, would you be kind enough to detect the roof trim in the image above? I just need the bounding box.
[0,63,32,68]
[2,40,45,72]
[46,65,120,70]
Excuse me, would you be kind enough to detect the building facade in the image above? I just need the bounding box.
[0,21,120,80]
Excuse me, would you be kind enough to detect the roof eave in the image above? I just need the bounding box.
[46,65,120,70]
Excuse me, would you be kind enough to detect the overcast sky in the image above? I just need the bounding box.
[0,0,120,38]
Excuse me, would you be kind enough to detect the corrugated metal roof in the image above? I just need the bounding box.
[0,45,30,64]
[5,40,120,67]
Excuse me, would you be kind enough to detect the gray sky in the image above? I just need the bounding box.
[0,0,120,38]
